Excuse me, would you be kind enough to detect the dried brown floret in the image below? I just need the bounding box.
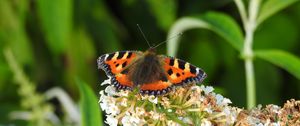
[279,99,300,125]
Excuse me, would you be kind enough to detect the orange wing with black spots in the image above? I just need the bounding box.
[161,56,207,86]
[98,51,142,90]
[139,80,173,95]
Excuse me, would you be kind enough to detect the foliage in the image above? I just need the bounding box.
[168,0,300,108]
[1,0,300,125]
[77,79,103,126]
[4,48,53,126]
[255,50,300,79]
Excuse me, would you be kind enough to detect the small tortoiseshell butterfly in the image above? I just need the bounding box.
[98,25,206,95]
[97,47,207,95]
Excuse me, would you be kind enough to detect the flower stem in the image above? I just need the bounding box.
[235,0,261,109]
[244,19,256,109]
[233,0,248,26]
[244,0,261,109]
[244,54,256,109]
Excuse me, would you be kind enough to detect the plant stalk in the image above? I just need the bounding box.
[235,0,261,109]
[243,0,261,109]
[244,23,256,109]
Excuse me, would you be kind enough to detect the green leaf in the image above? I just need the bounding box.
[167,12,243,56]
[76,79,103,126]
[255,50,300,79]
[257,0,299,25]
[65,28,97,92]
[37,0,73,55]
[188,38,219,77]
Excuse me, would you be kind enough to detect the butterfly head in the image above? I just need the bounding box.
[145,47,157,55]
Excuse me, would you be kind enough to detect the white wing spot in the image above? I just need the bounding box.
[104,54,109,60]
[196,68,200,75]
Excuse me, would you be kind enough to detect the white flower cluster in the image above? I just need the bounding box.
[99,78,165,126]
[99,79,300,126]
[198,85,240,125]
[99,78,241,126]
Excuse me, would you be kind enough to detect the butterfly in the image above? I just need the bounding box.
[97,47,207,95]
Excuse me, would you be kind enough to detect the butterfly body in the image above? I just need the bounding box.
[126,48,168,86]
[98,48,207,95]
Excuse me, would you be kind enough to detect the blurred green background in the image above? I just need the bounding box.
[1,0,300,125]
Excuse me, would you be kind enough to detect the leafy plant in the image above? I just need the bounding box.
[4,48,54,126]
[167,0,300,108]
[1,0,300,125]
[3,48,102,126]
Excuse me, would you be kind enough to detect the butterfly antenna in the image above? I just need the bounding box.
[152,32,183,49]
[137,24,151,48]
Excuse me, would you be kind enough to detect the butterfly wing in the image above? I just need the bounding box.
[161,56,207,86]
[139,80,173,95]
[139,56,207,95]
[98,51,142,90]
[98,51,207,95]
